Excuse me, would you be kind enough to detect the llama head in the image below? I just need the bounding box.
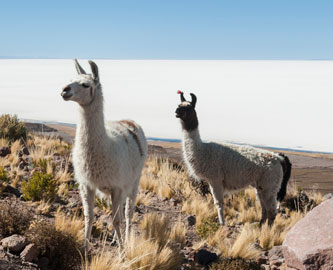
[61,59,100,106]
[175,91,198,131]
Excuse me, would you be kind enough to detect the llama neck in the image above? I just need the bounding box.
[182,128,202,153]
[76,88,107,148]
[181,110,201,151]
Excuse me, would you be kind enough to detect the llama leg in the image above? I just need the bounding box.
[257,188,277,225]
[265,193,278,225]
[209,183,225,225]
[125,184,139,243]
[80,184,95,249]
[257,189,268,225]
[111,187,125,248]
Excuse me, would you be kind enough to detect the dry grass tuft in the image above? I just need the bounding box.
[140,157,192,201]
[55,208,84,243]
[0,201,33,238]
[228,223,261,259]
[35,200,52,215]
[139,213,170,249]
[170,221,187,246]
[125,232,183,270]
[0,138,9,147]
[27,219,81,270]
[135,191,153,206]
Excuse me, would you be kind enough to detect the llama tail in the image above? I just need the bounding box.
[277,153,292,201]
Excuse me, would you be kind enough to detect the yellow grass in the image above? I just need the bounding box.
[35,200,52,215]
[55,208,84,243]
[55,160,72,183]
[140,157,192,201]
[57,183,68,196]
[139,213,170,249]
[0,157,10,168]
[170,221,186,246]
[125,232,183,270]
[8,165,25,187]
[182,194,215,225]
[135,191,152,206]
[0,138,9,147]
[82,229,183,270]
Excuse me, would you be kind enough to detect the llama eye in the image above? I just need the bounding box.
[82,83,90,88]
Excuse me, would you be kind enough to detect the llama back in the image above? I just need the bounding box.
[106,119,147,161]
[185,141,283,190]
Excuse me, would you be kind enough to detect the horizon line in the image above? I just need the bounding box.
[0,57,332,61]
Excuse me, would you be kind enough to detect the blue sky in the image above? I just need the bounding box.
[1,0,333,59]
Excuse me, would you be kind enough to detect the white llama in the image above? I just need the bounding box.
[61,59,147,247]
[175,91,291,225]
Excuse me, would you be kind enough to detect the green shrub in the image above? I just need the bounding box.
[0,201,33,238]
[26,220,81,270]
[196,216,220,239]
[210,257,261,270]
[0,114,27,142]
[33,158,55,174]
[21,171,57,201]
[0,167,10,183]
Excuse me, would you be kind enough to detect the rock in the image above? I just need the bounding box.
[261,265,270,270]
[283,199,333,270]
[256,255,268,265]
[270,259,283,267]
[169,198,178,206]
[0,147,10,157]
[269,245,283,259]
[0,234,27,253]
[194,249,218,265]
[22,147,30,156]
[19,160,27,170]
[324,193,333,200]
[3,185,21,197]
[20,243,39,262]
[186,215,196,226]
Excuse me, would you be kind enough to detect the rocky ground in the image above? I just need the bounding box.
[0,123,331,270]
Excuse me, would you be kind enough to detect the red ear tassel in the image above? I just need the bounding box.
[177,90,182,94]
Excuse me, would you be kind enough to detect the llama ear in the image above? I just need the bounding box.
[88,60,99,81]
[180,92,186,102]
[74,59,86,75]
[190,93,197,108]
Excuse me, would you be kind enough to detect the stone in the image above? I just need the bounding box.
[323,193,333,200]
[194,249,218,265]
[270,259,283,267]
[0,147,10,157]
[186,215,196,226]
[0,234,27,253]
[169,198,178,206]
[269,245,283,259]
[256,255,268,265]
[282,199,333,270]
[22,147,30,156]
[20,243,39,262]
[3,185,21,197]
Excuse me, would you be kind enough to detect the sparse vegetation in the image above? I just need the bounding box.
[21,171,58,201]
[55,208,84,243]
[196,216,220,239]
[26,219,81,270]
[0,114,27,142]
[0,130,329,270]
[0,166,10,183]
[210,257,261,270]
[0,201,33,238]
